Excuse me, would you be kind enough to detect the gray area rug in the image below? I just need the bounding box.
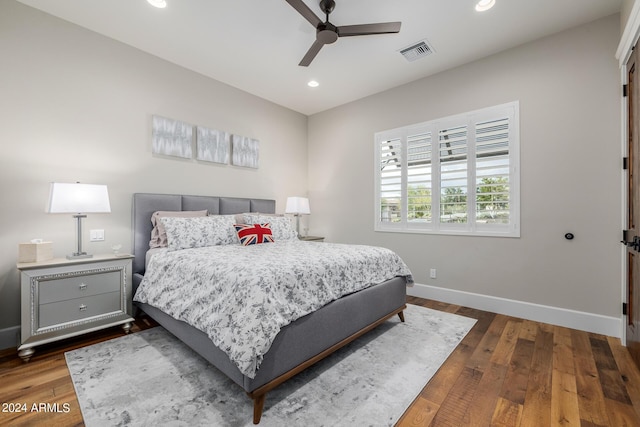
[66,304,476,426]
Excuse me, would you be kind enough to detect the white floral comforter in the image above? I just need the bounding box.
[133,240,413,378]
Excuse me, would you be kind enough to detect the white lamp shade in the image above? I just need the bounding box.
[46,183,111,214]
[285,197,310,215]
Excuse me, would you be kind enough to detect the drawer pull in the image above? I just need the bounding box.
[79,283,88,291]
[79,304,87,312]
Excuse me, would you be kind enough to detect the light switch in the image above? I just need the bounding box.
[90,229,105,242]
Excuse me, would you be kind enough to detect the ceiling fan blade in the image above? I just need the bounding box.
[338,22,401,37]
[285,0,322,27]
[299,40,325,67]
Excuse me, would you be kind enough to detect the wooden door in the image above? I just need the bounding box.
[626,45,640,368]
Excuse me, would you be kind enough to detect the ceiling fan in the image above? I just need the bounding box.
[285,0,402,67]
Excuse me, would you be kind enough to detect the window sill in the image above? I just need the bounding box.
[374,226,520,238]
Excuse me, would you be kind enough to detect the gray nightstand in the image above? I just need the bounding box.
[300,236,325,242]
[17,254,134,362]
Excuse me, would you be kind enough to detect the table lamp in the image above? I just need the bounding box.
[46,182,111,259]
[285,196,310,236]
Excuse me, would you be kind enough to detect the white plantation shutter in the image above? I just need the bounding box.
[375,101,519,237]
[439,125,468,224]
[407,131,432,223]
[379,137,402,223]
[475,117,511,225]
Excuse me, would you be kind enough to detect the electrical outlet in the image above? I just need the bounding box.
[90,229,105,242]
[430,268,437,279]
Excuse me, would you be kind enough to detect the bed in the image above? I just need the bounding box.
[131,193,411,424]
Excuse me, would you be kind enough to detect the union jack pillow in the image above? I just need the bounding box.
[234,223,274,246]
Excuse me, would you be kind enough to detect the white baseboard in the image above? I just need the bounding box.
[408,283,622,338]
[0,326,19,351]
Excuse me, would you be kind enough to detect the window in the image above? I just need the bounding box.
[375,101,519,237]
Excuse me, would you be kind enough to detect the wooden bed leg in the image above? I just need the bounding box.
[252,393,266,424]
[398,311,405,323]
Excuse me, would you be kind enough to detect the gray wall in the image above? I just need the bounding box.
[0,0,625,347]
[622,0,635,33]
[0,1,308,339]
[308,15,622,319]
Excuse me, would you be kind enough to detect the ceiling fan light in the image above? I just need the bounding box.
[475,0,495,12]
[147,0,167,9]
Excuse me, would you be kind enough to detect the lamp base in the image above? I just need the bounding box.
[68,214,92,260]
[66,253,93,260]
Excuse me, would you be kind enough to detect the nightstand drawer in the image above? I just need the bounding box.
[39,291,121,328]
[39,271,121,304]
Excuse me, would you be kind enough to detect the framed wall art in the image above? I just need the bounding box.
[196,126,230,164]
[231,135,259,169]
[151,115,193,159]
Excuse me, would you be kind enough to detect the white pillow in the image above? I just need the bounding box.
[242,214,298,240]
[161,215,238,251]
[149,210,207,249]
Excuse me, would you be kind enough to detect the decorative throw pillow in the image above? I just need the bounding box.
[161,215,238,251]
[149,210,207,249]
[234,223,274,246]
[242,214,298,240]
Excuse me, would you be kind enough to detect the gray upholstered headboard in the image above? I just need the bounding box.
[131,193,276,288]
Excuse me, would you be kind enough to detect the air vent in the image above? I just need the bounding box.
[399,40,435,62]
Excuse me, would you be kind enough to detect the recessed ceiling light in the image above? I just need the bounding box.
[475,0,495,12]
[147,0,167,8]
[307,80,319,88]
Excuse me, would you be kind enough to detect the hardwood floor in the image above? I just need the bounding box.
[398,297,640,427]
[1,297,639,426]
